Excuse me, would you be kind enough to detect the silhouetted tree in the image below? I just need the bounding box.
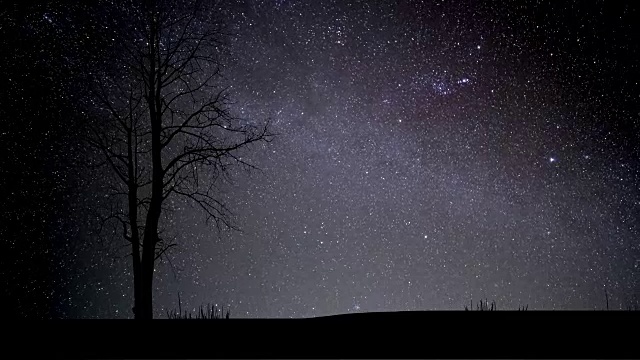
[85,0,273,319]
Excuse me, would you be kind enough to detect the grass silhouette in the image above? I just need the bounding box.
[166,303,230,319]
[166,293,230,319]
[463,299,528,311]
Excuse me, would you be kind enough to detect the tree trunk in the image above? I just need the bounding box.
[138,238,156,319]
[135,8,163,319]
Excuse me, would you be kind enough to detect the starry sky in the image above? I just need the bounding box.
[1,0,639,318]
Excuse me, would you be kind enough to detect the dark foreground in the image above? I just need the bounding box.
[8,311,638,358]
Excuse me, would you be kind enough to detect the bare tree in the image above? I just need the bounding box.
[84,0,273,319]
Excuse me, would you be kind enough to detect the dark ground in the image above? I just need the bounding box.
[7,311,638,358]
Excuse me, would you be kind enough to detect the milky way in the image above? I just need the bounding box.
[2,0,638,318]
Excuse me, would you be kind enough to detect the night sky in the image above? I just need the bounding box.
[1,0,639,318]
